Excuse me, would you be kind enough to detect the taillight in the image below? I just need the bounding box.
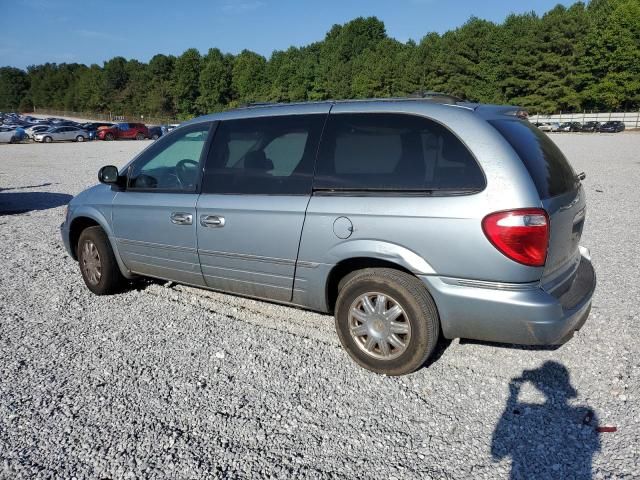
[482,209,549,267]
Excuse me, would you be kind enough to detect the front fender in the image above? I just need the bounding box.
[67,204,134,279]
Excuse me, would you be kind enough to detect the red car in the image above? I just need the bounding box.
[97,123,149,141]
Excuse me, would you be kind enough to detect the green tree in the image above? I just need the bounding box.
[197,48,232,112]
[314,17,387,99]
[2,7,640,117]
[231,50,267,104]
[147,54,176,116]
[0,67,29,110]
[579,0,640,109]
[172,48,201,118]
[102,57,129,110]
[76,65,106,112]
[352,38,408,98]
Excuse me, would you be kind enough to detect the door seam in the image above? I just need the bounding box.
[290,105,334,302]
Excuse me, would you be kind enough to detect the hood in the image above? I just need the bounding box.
[69,183,111,207]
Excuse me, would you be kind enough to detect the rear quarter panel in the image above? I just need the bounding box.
[294,102,545,312]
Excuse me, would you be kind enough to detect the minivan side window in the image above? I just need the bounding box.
[127,123,211,191]
[201,114,325,195]
[314,113,485,192]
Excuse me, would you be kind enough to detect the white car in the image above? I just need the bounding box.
[25,125,52,139]
[0,127,19,144]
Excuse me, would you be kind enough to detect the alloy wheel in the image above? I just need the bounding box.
[81,240,102,285]
[348,292,411,360]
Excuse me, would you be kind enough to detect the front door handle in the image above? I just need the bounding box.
[200,215,225,228]
[170,212,193,225]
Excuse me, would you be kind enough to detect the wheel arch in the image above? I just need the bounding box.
[68,210,134,279]
[69,216,101,259]
[325,257,416,314]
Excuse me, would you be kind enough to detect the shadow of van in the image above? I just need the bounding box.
[0,191,73,215]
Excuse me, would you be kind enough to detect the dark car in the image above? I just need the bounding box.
[558,122,582,132]
[147,125,163,140]
[580,121,601,132]
[53,120,81,127]
[82,122,114,140]
[598,121,625,133]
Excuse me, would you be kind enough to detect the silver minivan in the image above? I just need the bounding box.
[61,98,596,375]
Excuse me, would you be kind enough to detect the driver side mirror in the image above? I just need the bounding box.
[98,165,120,184]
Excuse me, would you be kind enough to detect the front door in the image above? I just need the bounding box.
[197,110,328,302]
[112,122,213,285]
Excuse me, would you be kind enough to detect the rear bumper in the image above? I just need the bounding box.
[420,252,596,345]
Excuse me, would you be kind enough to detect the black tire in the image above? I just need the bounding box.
[152,134,159,140]
[136,133,145,140]
[44,136,52,143]
[105,133,114,141]
[76,135,84,142]
[335,268,440,376]
[9,136,16,144]
[77,226,125,295]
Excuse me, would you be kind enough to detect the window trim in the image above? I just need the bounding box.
[125,121,217,194]
[312,112,486,196]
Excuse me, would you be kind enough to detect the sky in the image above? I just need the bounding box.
[0,0,578,69]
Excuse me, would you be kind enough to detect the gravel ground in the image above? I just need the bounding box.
[0,134,639,479]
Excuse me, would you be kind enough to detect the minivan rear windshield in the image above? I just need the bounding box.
[489,119,577,199]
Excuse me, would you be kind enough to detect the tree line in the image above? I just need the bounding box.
[1,0,638,118]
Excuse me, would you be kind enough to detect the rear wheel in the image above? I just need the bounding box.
[76,135,84,142]
[136,133,145,140]
[335,268,440,375]
[9,136,17,144]
[152,133,160,140]
[77,226,125,295]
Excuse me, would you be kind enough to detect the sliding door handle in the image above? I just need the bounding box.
[170,212,193,225]
[200,215,225,228]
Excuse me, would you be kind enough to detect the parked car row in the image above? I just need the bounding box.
[535,120,626,133]
[0,112,173,144]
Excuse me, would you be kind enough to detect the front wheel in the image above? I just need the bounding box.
[44,136,52,143]
[335,268,440,375]
[77,226,125,295]
[105,133,114,141]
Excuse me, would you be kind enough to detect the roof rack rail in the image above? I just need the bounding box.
[407,91,464,103]
[238,101,279,108]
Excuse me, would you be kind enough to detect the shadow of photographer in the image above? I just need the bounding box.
[492,361,601,479]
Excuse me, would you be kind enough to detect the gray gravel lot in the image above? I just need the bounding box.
[1,134,639,479]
